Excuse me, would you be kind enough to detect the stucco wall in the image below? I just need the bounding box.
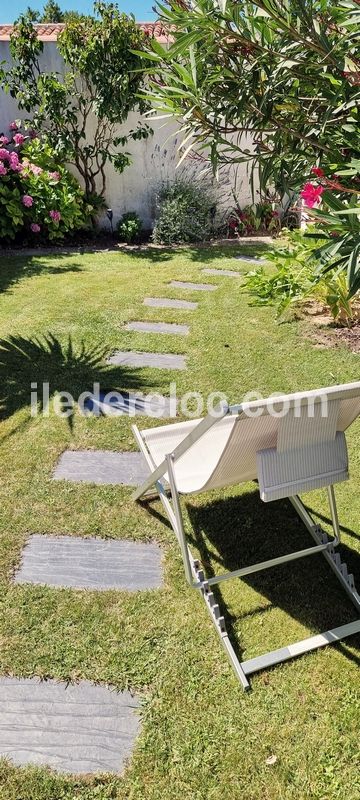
[0,40,259,228]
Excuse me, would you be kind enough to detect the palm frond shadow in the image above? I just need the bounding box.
[0,332,146,425]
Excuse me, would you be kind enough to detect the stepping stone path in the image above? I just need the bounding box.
[169,280,217,291]
[54,450,149,486]
[144,297,198,310]
[84,389,176,418]
[125,321,189,336]
[235,255,267,264]
[0,677,140,774]
[107,350,186,370]
[6,257,263,775]
[14,535,162,591]
[202,268,242,278]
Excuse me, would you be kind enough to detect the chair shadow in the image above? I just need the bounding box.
[0,332,152,428]
[185,490,360,663]
[0,255,84,294]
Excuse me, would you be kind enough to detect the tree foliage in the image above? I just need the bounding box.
[2,2,151,199]
[17,2,91,24]
[140,0,360,295]
[141,0,359,191]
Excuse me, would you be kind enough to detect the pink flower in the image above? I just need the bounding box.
[30,164,43,176]
[13,133,25,146]
[30,223,41,233]
[0,136,10,145]
[9,152,21,171]
[48,171,60,182]
[49,210,61,222]
[0,148,10,162]
[22,194,33,208]
[9,121,18,131]
[300,182,324,208]
[311,166,325,178]
[0,164,7,176]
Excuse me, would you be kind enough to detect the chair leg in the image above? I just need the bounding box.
[290,491,360,613]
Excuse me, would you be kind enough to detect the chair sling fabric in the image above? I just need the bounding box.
[133,382,360,690]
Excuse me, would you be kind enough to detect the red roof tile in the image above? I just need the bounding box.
[0,21,169,43]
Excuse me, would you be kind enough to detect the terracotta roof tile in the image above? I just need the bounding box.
[0,21,169,43]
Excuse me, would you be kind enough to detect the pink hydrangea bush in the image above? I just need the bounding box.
[0,123,92,242]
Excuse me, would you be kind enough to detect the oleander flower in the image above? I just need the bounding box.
[13,132,25,146]
[49,210,61,222]
[48,171,60,181]
[9,121,18,131]
[22,194,33,208]
[311,166,325,178]
[300,182,324,208]
[0,164,7,176]
[30,223,41,233]
[0,136,10,145]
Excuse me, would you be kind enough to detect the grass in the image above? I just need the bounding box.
[0,241,359,800]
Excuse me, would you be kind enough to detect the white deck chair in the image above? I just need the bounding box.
[132,381,360,690]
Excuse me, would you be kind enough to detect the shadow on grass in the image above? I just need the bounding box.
[186,490,360,664]
[124,240,273,265]
[0,256,84,294]
[0,333,150,427]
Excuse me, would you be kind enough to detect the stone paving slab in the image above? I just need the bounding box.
[84,389,176,418]
[169,280,217,291]
[144,297,198,310]
[107,351,186,370]
[125,321,189,336]
[202,268,242,278]
[54,450,149,486]
[0,677,140,774]
[14,535,162,591]
[235,255,267,264]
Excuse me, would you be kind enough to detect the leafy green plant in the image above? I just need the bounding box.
[244,227,360,325]
[1,2,151,201]
[152,179,216,245]
[303,182,360,299]
[0,128,91,242]
[227,202,281,237]
[116,211,142,243]
[313,272,359,327]
[243,231,319,316]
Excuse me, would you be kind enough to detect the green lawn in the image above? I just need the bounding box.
[0,243,359,800]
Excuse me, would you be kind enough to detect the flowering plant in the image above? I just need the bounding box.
[0,125,92,242]
[300,164,360,299]
[227,201,281,237]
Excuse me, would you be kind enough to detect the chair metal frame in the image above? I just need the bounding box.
[132,403,360,690]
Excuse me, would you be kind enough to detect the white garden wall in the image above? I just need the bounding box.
[0,38,259,229]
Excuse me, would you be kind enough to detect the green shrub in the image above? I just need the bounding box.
[116,211,142,243]
[152,179,216,245]
[0,126,92,242]
[243,231,318,317]
[243,228,360,326]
